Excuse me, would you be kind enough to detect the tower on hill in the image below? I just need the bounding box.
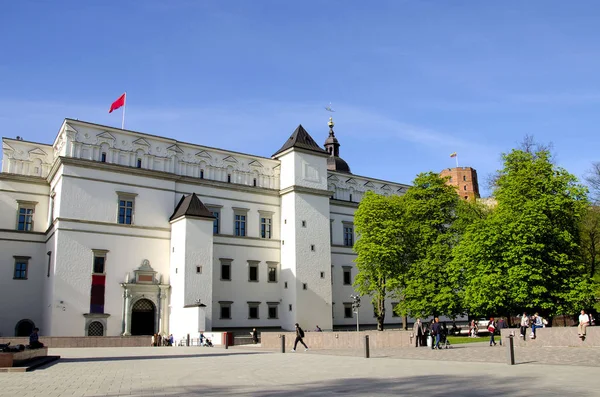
[440,167,480,201]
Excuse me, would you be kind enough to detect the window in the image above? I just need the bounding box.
[344,303,353,318]
[200,169,204,179]
[47,251,52,278]
[302,220,306,227]
[465,196,468,200]
[137,158,142,168]
[248,302,260,319]
[207,207,221,234]
[116,192,137,225]
[320,271,325,279]
[88,321,104,336]
[330,219,334,244]
[101,152,107,162]
[16,201,36,231]
[284,281,288,289]
[463,175,467,181]
[253,178,257,187]
[13,257,29,280]
[343,267,352,285]
[303,283,307,290]
[227,174,231,183]
[464,185,467,191]
[311,245,315,251]
[196,266,202,274]
[260,217,272,239]
[220,259,232,281]
[233,208,248,237]
[248,261,259,282]
[392,302,400,317]
[289,304,292,311]
[343,224,354,247]
[219,302,232,319]
[267,262,278,282]
[93,255,106,274]
[268,303,278,319]
[349,193,353,202]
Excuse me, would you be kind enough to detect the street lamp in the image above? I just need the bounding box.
[351,294,361,332]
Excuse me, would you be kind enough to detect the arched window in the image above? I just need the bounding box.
[15,319,35,336]
[88,321,104,336]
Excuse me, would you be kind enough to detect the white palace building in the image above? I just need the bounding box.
[0,117,411,338]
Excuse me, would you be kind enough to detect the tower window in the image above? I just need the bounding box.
[464,185,467,191]
[463,175,467,181]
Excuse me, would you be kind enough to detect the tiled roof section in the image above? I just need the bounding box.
[272,124,329,157]
[170,193,215,221]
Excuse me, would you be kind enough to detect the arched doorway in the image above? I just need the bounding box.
[15,319,34,336]
[131,299,155,335]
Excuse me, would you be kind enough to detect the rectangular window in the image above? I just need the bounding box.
[196,266,202,274]
[320,271,325,279]
[227,174,231,183]
[234,209,248,237]
[260,217,272,239]
[101,152,107,162]
[344,303,353,318]
[284,281,288,289]
[289,304,292,311]
[267,263,277,282]
[303,283,307,290]
[343,225,354,247]
[221,262,231,281]
[13,257,29,280]
[302,220,306,227]
[212,211,220,234]
[268,305,278,319]
[248,261,259,282]
[343,268,352,285]
[248,303,260,319]
[200,169,204,179]
[93,255,106,274]
[311,245,315,251]
[253,178,257,187]
[137,158,142,168]
[16,202,36,231]
[47,251,52,278]
[116,192,137,225]
[219,302,232,319]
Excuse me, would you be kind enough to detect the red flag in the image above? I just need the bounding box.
[109,93,126,113]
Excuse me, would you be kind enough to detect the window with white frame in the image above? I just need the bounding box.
[116,192,137,225]
[267,262,278,283]
[16,200,37,232]
[259,212,272,239]
[233,208,248,237]
[248,260,259,282]
[343,223,354,247]
[207,205,222,235]
[92,250,108,274]
[13,256,30,280]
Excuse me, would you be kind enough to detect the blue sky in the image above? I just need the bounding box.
[2,1,600,196]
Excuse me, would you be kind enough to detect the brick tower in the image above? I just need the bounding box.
[439,167,480,201]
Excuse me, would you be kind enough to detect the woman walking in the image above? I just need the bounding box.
[488,317,497,346]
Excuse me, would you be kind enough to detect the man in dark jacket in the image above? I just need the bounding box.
[292,323,308,352]
[431,318,442,350]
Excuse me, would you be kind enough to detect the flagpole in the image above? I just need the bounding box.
[122,92,126,129]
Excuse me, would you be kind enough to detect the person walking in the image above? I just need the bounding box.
[487,317,497,346]
[497,318,507,346]
[292,323,308,352]
[520,312,529,339]
[431,318,442,350]
[578,310,590,339]
[413,318,425,347]
[251,328,258,344]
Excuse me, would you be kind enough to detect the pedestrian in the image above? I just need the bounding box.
[531,313,543,339]
[251,328,258,344]
[291,323,308,352]
[497,318,507,346]
[487,317,497,346]
[520,312,529,339]
[413,318,425,347]
[578,310,590,339]
[431,318,442,350]
[169,334,174,346]
[29,328,44,349]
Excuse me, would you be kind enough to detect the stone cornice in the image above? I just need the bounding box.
[279,185,332,197]
[0,173,49,186]
[330,199,359,208]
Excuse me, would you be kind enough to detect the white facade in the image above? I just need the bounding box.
[0,118,411,339]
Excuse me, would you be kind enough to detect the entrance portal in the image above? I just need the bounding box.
[131,299,155,335]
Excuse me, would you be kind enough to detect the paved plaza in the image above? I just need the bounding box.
[1,344,599,396]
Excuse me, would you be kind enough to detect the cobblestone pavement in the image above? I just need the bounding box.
[1,345,599,396]
[300,341,600,367]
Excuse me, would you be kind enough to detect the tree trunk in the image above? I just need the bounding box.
[403,315,408,330]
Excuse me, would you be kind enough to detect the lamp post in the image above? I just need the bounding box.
[351,294,361,332]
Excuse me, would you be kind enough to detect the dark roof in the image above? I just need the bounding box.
[272,125,329,157]
[170,193,215,222]
[327,156,351,173]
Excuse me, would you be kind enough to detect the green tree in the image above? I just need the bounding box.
[452,148,594,319]
[581,206,600,278]
[353,191,407,331]
[398,172,466,318]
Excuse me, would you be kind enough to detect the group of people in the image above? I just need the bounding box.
[151,333,174,346]
[413,318,450,349]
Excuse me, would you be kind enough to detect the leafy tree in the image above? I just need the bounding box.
[353,191,407,331]
[398,172,466,318]
[452,148,594,319]
[580,206,600,277]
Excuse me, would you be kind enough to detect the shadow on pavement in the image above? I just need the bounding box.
[96,374,585,397]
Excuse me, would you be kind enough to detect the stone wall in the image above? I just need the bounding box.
[501,327,599,347]
[0,336,151,348]
[261,330,413,350]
